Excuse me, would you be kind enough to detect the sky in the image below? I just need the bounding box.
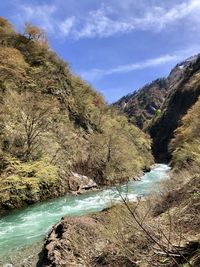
[1,0,200,103]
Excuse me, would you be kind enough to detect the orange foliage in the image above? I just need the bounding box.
[24,23,46,43]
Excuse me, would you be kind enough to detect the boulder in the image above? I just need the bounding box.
[69,172,97,192]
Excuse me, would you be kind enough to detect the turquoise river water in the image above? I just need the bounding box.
[0,164,170,265]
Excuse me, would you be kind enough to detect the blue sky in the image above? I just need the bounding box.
[1,0,200,103]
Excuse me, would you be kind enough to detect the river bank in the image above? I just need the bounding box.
[42,166,200,267]
[0,164,170,266]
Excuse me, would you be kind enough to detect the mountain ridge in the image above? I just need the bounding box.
[114,53,200,161]
[113,54,200,129]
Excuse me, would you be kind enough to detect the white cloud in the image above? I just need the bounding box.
[16,3,77,37]
[15,0,200,39]
[73,5,135,39]
[106,55,179,74]
[80,54,179,81]
[18,4,57,33]
[80,46,200,81]
[69,0,200,39]
[59,17,76,36]
[139,0,200,30]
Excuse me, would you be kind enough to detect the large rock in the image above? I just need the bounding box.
[69,172,97,192]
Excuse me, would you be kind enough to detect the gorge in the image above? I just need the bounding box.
[0,16,200,267]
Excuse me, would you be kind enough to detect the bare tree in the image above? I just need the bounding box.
[1,91,58,161]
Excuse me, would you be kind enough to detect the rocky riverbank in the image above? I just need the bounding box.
[41,208,137,267]
[40,168,200,267]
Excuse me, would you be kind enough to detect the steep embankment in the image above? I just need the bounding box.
[42,211,134,267]
[44,179,200,267]
[0,18,153,213]
[170,95,200,168]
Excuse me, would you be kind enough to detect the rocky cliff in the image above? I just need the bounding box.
[149,54,200,162]
[114,54,200,162]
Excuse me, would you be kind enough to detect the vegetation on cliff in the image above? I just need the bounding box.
[114,53,200,162]
[170,96,200,169]
[0,17,153,212]
[149,55,200,162]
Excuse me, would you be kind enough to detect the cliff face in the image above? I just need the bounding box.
[149,55,200,162]
[114,54,200,162]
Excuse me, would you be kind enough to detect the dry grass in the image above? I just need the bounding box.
[99,167,200,267]
[43,166,200,267]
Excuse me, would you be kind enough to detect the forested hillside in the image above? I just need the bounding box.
[170,96,200,168]
[0,18,153,213]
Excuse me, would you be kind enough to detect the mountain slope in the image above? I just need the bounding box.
[0,18,153,213]
[113,78,168,129]
[170,96,200,169]
[114,54,200,162]
[149,54,200,162]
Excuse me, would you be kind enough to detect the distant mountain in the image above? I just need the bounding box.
[149,54,200,162]
[114,54,200,130]
[114,54,200,161]
[113,78,168,129]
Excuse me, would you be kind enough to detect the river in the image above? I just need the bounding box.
[0,164,170,266]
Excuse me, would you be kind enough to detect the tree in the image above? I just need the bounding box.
[81,112,153,185]
[0,17,11,28]
[20,96,53,160]
[24,23,46,42]
[170,97,200,168]
[68,75,105,131]
[0,91,58,161]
